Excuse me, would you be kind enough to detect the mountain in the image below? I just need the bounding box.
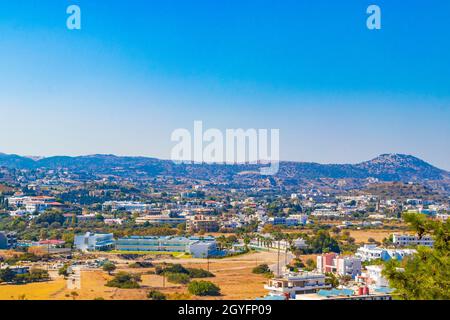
[0,152,448,183]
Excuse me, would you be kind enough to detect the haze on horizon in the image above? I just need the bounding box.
[1,1,449,170]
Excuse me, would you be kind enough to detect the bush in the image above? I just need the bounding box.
[163,264,188,274]
[252,264,271,274]
[129,261,153,268]
[188,280,221,296]
[148,290,167,300]
[106,272,141,289]
[186,268,214,278]
[166,272,191,284]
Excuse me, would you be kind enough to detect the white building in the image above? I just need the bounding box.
[74,232,115,251]
[392,234,434,248]
[264,272,332,299]
[358,265,389,288]
[316,253,361,278]
[356,245,416,262]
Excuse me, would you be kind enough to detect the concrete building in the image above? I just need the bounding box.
[264,272,332,299]
[355,245,416,262]
[135,215,186,226]
[392,234,434,247]
[317,253,361,278]
[0,231,17,249]
[115,236,219,258]
[186,215,219,233]
[74,232,115,252]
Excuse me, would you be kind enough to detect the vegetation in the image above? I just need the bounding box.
[147,290,166,300]
[252,264,273,277]
[187,280,221,296]
[166,272,191,284]
[0,268,49,284]
[382,213,450,300]
[106,272,141,289]
[102,261,117,275]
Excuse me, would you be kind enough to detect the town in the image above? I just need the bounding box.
[0,153,448,300]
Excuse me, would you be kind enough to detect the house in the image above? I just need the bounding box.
[74,232,115,252]
[264,272,332,299]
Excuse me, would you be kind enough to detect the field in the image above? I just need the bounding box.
[0,251,280,300]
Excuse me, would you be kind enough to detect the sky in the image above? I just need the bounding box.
[0,0,449,170]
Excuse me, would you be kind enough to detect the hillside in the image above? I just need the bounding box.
[0,152,448,183]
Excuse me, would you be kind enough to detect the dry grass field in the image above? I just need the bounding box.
[0,251,278,300]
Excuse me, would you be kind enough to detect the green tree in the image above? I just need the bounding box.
[102,262,117,275]
[382,213,450,300]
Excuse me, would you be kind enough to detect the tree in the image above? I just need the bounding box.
[188,280,221,296]
[382,213,450,300]
[308,230,340,254]
[102,262,116,275]
[58,264,70,278]
[325,272,339,288]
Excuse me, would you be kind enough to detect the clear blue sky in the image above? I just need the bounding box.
[0,0,449,169]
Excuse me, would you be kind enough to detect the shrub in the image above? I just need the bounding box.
[186,268,214,278]
[252,264,271,274]
[166,272,191,284]
[188,280,221,296]
[106,272,141,289]
[129,261,153,268]
[163,264,188,274]
[148,290,166,300]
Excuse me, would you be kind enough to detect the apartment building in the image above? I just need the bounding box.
[392,234,434,247]
[0,231,17,249]
[186,215,219,233]
[135,215,186,226]
[264,272,332,299]
[317,253,362,278]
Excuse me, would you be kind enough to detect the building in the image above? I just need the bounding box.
[317,253,361,278]
[74,232,115,252]
[0,231,17,249]
[267,215,307,227]
[135,215,186,226]
[264,272,332,299]
[295,288,391,300]
[357,265,390,288]
[355,245,416,262]
[115,236,219,258]
[102,201,150,213]
[186,215,219,233]
[392,234,434,247]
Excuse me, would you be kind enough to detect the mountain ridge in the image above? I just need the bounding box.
[0,152,448,182]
